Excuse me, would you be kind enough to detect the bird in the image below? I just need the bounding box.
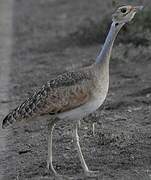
[2,5,143,177]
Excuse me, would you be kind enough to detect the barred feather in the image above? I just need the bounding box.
[2,65,96,128]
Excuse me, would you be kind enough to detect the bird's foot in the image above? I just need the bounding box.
[54,174,73,180]
[47,162,73,179]
[47,162,58,176]
[85,169,99,177]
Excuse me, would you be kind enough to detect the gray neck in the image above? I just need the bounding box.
[96,22,124,64]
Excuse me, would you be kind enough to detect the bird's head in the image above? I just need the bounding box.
[112,5,143,25]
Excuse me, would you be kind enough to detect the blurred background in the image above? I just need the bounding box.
[0,0,151,179]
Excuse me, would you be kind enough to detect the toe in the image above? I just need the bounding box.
[85,170,99,177]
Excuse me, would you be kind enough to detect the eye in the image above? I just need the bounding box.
[121,8,127,13]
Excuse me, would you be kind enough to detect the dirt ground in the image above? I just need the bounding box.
[1,0,151,179]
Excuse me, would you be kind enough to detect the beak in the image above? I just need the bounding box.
[132,6,144,12]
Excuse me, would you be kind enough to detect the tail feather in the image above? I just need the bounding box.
[2,82,51,129]
[2,112,16,129]
[2,104,33,129]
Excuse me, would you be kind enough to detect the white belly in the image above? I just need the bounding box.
[58,94,107,121]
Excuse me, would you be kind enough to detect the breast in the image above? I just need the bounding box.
[58,68,110,121]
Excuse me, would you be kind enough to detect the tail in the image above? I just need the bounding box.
[2,112,16,129]
[2,102,34,129]
[2,100,31,129]
[2,83,51,129]
[2,103,35,129]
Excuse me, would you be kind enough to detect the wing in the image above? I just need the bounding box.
[30,69,93,116]
[2,67,94,128]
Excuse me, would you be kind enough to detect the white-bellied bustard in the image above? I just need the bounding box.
[2,5,143,177]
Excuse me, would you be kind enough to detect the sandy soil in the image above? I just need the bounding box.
[1,0,151,180]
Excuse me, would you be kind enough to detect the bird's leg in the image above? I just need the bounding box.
[73,123,99,177]
[47,118,74,180]
[92,122,95,136]
[47,119,58,176]
[78,119,81,128]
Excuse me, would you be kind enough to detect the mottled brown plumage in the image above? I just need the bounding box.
[2,64,100,128]
[2,5,142,177]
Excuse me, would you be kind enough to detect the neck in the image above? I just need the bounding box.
[96,22,124,64]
